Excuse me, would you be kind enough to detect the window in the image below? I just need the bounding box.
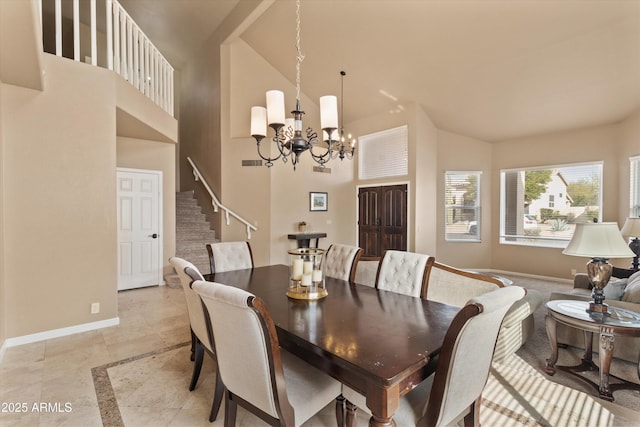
[500,162,602,248]
[445,171,481,241]
[631,156,640,217]
[358,125,408,180]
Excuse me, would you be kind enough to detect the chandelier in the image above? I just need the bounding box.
[249,0,355,170]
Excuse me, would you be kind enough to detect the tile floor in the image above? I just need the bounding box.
[1,284,639,427]
[0,285,366,427]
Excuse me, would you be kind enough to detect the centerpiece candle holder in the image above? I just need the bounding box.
[287,247,327,300]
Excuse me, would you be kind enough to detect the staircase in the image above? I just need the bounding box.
[165,191,217,287]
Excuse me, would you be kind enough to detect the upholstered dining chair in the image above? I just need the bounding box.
[192,280,342,427]
[341,285,526,427]
[374,250,435,298]
[168,257,224,422]
[323,243,363,282]
[206,241,254,274]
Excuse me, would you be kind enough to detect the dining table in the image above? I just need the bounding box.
[205,264,459,427]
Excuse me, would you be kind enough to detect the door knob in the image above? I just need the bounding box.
[149,233,158,239]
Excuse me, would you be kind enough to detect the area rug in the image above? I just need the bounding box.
[91,340,640,426]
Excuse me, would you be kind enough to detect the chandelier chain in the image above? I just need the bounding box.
[295,0,304,102]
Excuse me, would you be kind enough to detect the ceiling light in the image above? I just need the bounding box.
[249,0,354,170]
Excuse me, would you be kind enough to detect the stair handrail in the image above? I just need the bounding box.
[187,157,257,239]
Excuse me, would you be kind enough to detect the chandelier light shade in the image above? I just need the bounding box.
[563,222,635,313]
[621,217,640,270]
[249,0,354,170]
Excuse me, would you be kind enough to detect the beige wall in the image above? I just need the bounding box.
[436,130,493,268]
[491,123,629,279]
[223,39,356,266]
[0,46,176,344]
[2,56,118,337]
[179,1,264,241]
[617,110,640,221]
[1,76,5,347]
[116,137,177,276]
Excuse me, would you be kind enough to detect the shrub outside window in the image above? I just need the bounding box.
[445,171,481,241]
[500,162,602,248]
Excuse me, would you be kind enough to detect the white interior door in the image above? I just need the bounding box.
[117,168,163,290]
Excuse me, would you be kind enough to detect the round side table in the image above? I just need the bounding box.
[544,299,640,401]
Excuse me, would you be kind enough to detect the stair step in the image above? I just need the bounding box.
[174,191,218,275]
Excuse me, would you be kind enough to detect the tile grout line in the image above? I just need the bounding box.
[91,341,190,427]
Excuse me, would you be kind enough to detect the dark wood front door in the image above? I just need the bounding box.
[358,184,408,257]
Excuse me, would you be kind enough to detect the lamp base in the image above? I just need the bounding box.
[588,301,609,314]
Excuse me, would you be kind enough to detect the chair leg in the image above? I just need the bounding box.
[189,340,205,391]
[335,394,345,427]
[209,366,225,422]
[345,399,357,427]
[463,397,481,427]
[190,329,196,361]
[225,391,237,427]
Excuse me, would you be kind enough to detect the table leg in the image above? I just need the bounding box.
[582,329,593,363]
[366,386,398,427]
[598,326,615,401]
[544,314,558,375]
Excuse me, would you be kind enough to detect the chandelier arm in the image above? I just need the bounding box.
[254,137,282,167]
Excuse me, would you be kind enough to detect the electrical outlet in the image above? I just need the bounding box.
[91,303,100,314]
[571,269,577,276]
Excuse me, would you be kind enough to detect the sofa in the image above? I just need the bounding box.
[353,256,543,361]
[425,262,543,361]
[548,267,640,362]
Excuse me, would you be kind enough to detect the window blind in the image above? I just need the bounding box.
[358,125,408,180]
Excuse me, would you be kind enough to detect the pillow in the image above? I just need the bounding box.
[622,275,640,303]
[626,270,640,284]
[604,278,627,301]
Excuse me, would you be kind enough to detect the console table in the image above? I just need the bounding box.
[287,232,327,248]
[544,299,640,401]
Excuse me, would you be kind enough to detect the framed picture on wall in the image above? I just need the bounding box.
[309,192,328,211]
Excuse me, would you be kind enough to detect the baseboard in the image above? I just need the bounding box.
[488,269,572,285]
[1,317,120,357]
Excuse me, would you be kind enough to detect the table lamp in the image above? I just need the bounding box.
[621,217,640,271]
[563,222,634,314]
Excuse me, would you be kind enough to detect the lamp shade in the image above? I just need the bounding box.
[563,222,635,258]
[621,217,640,239]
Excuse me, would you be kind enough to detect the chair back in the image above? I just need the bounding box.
[353,255,380,287]
[375,250,434,297]
[422,286,525,426]
[168,257,210,351]
[323,244,363,282]
[192,280,294,424]
[425,262,503,307]
[206,241,254,274]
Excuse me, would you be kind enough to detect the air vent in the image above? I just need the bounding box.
[313,166,331,174]
[242,160,263,167]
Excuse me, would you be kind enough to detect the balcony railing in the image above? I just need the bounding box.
[38,0,174,116]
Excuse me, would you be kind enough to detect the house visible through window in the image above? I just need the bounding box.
[445,171,481,241]
[631,156,640,217]
[500,162,602,248]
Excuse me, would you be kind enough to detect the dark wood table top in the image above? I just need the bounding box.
[205,264,459,424]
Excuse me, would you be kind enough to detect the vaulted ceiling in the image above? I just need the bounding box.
[119,0,640,142]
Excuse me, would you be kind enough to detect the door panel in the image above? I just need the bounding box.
[358,184,407,257]
[117,169,162,290]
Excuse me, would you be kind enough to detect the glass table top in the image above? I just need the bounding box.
[546,299,640,328]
